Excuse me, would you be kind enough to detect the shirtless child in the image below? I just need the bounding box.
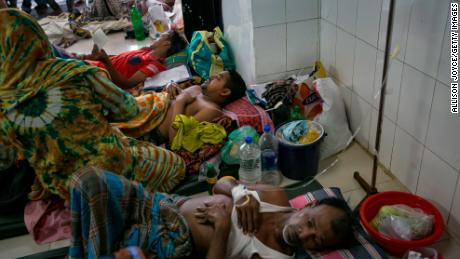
[114,70,246,144]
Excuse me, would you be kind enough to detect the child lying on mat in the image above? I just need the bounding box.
[79,30,187,90]
[112,70,246,145]
[70,167,355,258]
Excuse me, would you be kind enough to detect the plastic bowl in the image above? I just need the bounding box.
[359,191,444,256]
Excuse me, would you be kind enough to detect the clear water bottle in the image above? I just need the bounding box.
[259,124,281,185]
[238,136,261,185]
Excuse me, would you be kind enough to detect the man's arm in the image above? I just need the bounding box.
[214,177,287,203]
[207,221,231,259]
[194,203,231,259]
[213,177,290,234]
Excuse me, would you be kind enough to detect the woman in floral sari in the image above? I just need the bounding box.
[0,9,185,201]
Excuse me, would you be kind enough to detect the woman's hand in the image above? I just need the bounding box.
[236,195,261,235]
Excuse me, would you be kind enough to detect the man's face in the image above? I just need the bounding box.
[283,204,344,250]
[201,71,231,99]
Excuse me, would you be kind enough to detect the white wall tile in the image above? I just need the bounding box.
[356,0,382,47]
[417,148,458,221]
[448,177,460,239]
[338,82,352,123]
[254,24,287,76]
[426,82,460,170]
[437,19,451,86]
[373,51,403,122]
[287,0,318,22]
[337,0,358,35]
[391,127,423,193]
[397,65,436,143]
[252,0,285,27]
[351,93,371,149]
[369,109,396,169]
[335,29,355,87]
[404,0,449,78]
[320,20,337,76]
[287,20,319,71]
[353,39,377,103]
[223,0,256,84]
[378,0,412,61]
[321,0,337,24]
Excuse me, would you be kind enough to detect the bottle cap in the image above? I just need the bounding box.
[263,124,271,133]
[244,136,253,144]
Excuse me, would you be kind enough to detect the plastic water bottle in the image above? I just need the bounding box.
[259,124,281,185]
[130,4,145,41]
[238,136,261,185]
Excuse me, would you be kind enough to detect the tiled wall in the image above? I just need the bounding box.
[223,0,320,84]
[320,0,460,239]
[252,0,319,83]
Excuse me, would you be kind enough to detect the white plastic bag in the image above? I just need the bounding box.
[372,204,434,240]
[147,3,169,39]
[313,78,352,159]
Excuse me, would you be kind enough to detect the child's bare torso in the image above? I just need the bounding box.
[157,85,221,139]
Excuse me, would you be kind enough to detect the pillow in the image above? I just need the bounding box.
[289,187,388,259]
[223,97,274,134]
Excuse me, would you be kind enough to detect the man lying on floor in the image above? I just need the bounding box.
[112,70,247,146]
[70,167,354,259]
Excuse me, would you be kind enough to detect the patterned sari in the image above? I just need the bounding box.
[0,9,185,200]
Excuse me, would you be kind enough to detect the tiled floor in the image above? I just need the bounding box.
[1,142,459,258]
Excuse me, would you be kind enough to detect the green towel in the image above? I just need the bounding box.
[171,114,227,153]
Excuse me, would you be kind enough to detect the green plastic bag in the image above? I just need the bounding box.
[220,126,259,165]
[188,27,236,80]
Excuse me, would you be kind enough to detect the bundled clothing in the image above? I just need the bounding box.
[171,114,227,153]
[261,78,298,109]
[69,167,192,259]
[0,9,185,200]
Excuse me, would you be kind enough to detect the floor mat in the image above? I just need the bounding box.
[20,178,322,258]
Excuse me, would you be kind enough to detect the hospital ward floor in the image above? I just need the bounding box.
[0,142,459,258]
